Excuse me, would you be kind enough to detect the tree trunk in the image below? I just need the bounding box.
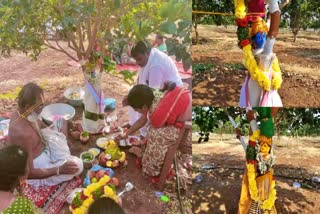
[195,25,199,45]
[293,30,298,43]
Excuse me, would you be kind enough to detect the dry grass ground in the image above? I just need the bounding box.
[192,25,320,107]
[192,134,320,213]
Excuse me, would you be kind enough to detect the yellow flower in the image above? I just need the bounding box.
[102,186,118,201]
[119,152,126,163]
[234,0,246,19]
[243,44,274,91]
[103,186,114,196]
[249,130,261,141]
[98,175,110,186]
[271,57,282,90]
[247,164,259,201]
[70,175,118,214]
[260,180,277,210]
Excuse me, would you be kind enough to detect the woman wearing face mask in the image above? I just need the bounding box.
[0,145,43,213]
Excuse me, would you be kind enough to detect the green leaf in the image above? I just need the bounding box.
[159,21,177,34]
[114,0,120,9]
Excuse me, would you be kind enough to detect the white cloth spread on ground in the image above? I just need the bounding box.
[27,126,83,187]
[129,48,183,136]
[82,71,105,133]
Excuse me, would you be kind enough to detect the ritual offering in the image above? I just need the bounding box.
[97,139,126,168]
[88,148,100,157]
[64,87,85,107]
[239,107,277,213]
[83,165,115,187]
[69,173,119,214]
[102,126,122,136]
[80,131,90,144]
[80,152,95,169]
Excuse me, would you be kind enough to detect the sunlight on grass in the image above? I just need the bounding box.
[0,80,50,100]
[0,86,22,100]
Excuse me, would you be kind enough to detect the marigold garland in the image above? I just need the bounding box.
[245,110,277,210]
[260,179,277,210]
[235,0,283,92]
[70,175,118,214]
[234,0,246,19]
[249,129,261,142]
[246,163,259,201]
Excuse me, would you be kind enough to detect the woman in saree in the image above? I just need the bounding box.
[0,145,42,214]
[238,107,279,214]
[117,82,191,180]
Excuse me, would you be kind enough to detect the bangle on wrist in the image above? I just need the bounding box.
[56,166,60,175]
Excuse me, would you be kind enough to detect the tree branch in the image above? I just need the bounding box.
[44,40,78,62]
[77,22,85,53]
[68,40,77,52]
[85,0,102,58]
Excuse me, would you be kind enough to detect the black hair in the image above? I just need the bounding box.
[87,197,125,214]
[127,84,155,109]
[161,81,176,92]
[0,145,28,191]
[156,34,164,41]
[131,41,151,58]
[17,82,43,110]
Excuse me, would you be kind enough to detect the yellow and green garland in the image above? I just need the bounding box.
[246,108,277,210]
[234,0,282,91]
[70,175,119,214]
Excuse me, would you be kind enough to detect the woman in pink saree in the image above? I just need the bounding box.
[117,82,191,178]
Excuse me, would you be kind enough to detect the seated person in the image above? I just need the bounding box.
[153,34,167,54]
[8,83,82,187]
[121,40,136,65]
[117,82,191,181]
[0,145,43,213]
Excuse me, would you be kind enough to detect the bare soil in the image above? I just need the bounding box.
[192,134,320,213]
[192,25,320,107]
[0,44,192,214]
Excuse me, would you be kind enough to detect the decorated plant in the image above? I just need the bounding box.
[234,0,282,92]
[245,107,276,211]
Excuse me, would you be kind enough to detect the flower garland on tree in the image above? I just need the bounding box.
[70,175,119,214]
[245,107,277,211]
[234,0,282,91]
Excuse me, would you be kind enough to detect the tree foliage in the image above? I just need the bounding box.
[0,0,192,82]
[281,0,320,42]
[193,107,320,142]
[192,0,234,44]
